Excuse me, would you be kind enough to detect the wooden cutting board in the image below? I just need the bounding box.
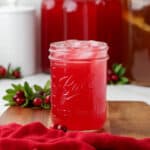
[0,101,149,139]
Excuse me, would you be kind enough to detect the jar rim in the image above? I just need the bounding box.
[49,40,109,52]
[49,40,109,61]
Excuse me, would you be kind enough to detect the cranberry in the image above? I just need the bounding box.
[12,70,21,78]
[44,95,51,104]
[57,124,67,132]
[33,98,43,107]
[13,95,18,101]
[51,124,67,132]
[16,91,25,98]
[111,74,119,82]
[15,98,25,105]
[0,66,6,78]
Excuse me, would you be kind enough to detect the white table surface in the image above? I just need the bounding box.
[0,73,150,116]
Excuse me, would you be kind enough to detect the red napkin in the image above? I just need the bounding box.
[0,122,150,150]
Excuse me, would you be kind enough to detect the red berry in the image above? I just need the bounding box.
[111,74,119,82]
[45,95,51,104]
[0,66,6,78]
[15,98,25,105]
[57,124,67,132]
[16,91,25,98]
[33,98,43,107]
[12,71,21,78]
[13,95,18,101]
[51,124,67,132]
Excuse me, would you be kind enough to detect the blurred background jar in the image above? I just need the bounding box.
[122,0,150,86]
[0,0,38,76]
[41,0,123,73]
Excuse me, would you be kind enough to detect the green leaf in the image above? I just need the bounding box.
[112,63,118,69]
[15,67,21,72]
[120,77,129,84]
[5,101,16,106]
[113,64,123,74]
[118,68,126,76]
[41,103,50,110]
[3,94,13,101]
[6,89,16,94]
[24,82,34,97]
[11,84,23,91]
[12,84,18,89]
[34,85,43,92]
[21,99,30,107]
[8,101,16,106]
[44,80,50,91]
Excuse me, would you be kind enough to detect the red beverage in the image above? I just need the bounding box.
[97,0,123,66]
[41,0,64,73]
[42,0,122,72]
[49,40,109,130]
[63,0,98,40]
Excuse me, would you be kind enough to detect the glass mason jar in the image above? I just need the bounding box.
[49,40,109,131]
[41,0,122,73]
[122,0,150,85]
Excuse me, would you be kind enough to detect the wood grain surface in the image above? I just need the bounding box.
[0,101,149,138]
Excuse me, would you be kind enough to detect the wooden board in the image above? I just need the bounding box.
[0,101,149,138]
[108,102,150,138]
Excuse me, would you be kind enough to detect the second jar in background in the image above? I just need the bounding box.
[122,0,150,85]
[41,0,123,73]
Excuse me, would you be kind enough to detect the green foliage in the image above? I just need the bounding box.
[108,63,129,85]
[3,80,51,110]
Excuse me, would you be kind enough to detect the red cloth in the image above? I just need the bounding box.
[0,122,150,150]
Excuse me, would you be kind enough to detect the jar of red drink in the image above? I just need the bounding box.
[49,40,109,131]
[41,0,122,73]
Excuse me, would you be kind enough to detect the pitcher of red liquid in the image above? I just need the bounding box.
[41,0,122,73]
[49,40,109,131]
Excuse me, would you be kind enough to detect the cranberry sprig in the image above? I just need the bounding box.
[3,80,51,109]
[107,64,129,85]
[0,64,21,79]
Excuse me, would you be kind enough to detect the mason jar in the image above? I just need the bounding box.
[49,40,109,131]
